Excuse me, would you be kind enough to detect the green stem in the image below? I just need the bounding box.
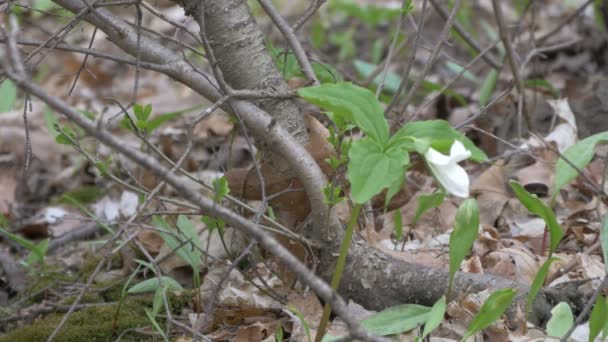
[314,203,362,342]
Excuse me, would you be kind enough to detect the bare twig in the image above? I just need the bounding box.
[293,0,326,32]
[491,0,533,139]
[536,0,594,44]
[401,0,462,116]
[428,0,502,69]
[376,0,408,97]
[258,0,319,85]
[385,1,427,115]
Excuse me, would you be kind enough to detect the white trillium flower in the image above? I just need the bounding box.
[424,140,472,198]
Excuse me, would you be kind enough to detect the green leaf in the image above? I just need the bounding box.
[288,306,312,342]
[43,107,61,138]
[153,216,202,270]
[311,62,344,83]
[133,103,152,121]
[330,1,403,27]
[175,215,202,268]
[353,60,466,104]
[25,239,49,266]
[298,82,389,143]
[510,181,563,255]
[56,185,105,205]
[448,199,480,292]
[0,80,17,113]
[525,78,559,98]
[147,112,181,133]
[276,324,284,342]
[384,173,405,208]
[554,131,608,197]
[0,227,38,254]
[360,303,430,336]
[446,61,479,83]
[322,303,432,341]
[323,184,344,206]
[152,287,163,316]
[594,0,606,31]
[589,295,607,342]
[413,192,445,226]
[422,296,446,339]
[347,137,409,203]
[394,120,487,162]
[526,257,560,314]
[127,276,183,294]
[353,59,401,93]
[479,69,498,107]
[461,288,517,341]
[212,176,230,202]
[145,308,169,342]
[55,126,77,145]
[546,302,573,338]
[393,210,403,241]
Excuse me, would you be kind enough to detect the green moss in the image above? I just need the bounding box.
[0,297,152,342]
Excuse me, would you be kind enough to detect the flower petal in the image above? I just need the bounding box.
[425,140,472,198]
[425,147,452,166]
[449,140,472,163]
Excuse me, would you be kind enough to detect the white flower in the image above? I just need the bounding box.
[424,140,472,198]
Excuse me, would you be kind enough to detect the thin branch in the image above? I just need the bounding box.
[258,0,319,85]
[376,0,407,97]
[401,0,462,116]
[293,0,326,32]
[385,0,427,115]
[491,0,533,138]
[428,0,502,69]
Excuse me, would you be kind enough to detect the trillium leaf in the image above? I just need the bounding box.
[554,131,608,197]
[394,120,487,162]
[298,82,389,143]
[448,199,480,293]
[360,303,431,336]
[128,276,183,294]
[546,302,573,338]
[526,257,560,314]
[0,80,17,113]
[413,192,445,225]
[422,296,446,339]
[589,295,608,342]
[347,137,409,204]
[462,288,517,341]
[509,181,563,255]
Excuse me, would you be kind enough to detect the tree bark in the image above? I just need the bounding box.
[181,0,308,145]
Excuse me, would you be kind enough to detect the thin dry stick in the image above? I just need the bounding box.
[536,0,593,44]
[293,0,326,32]
[400,0,462,117]
[427,0,502,69]
[67,27,97,96]
[361,37,409,88]
[385,0,427,115]
[376,0,409,97]
[258,0,319,86]
[491,0,533,140]
[414,39,501,117]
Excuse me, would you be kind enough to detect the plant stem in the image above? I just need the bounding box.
[314,203,362,342]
